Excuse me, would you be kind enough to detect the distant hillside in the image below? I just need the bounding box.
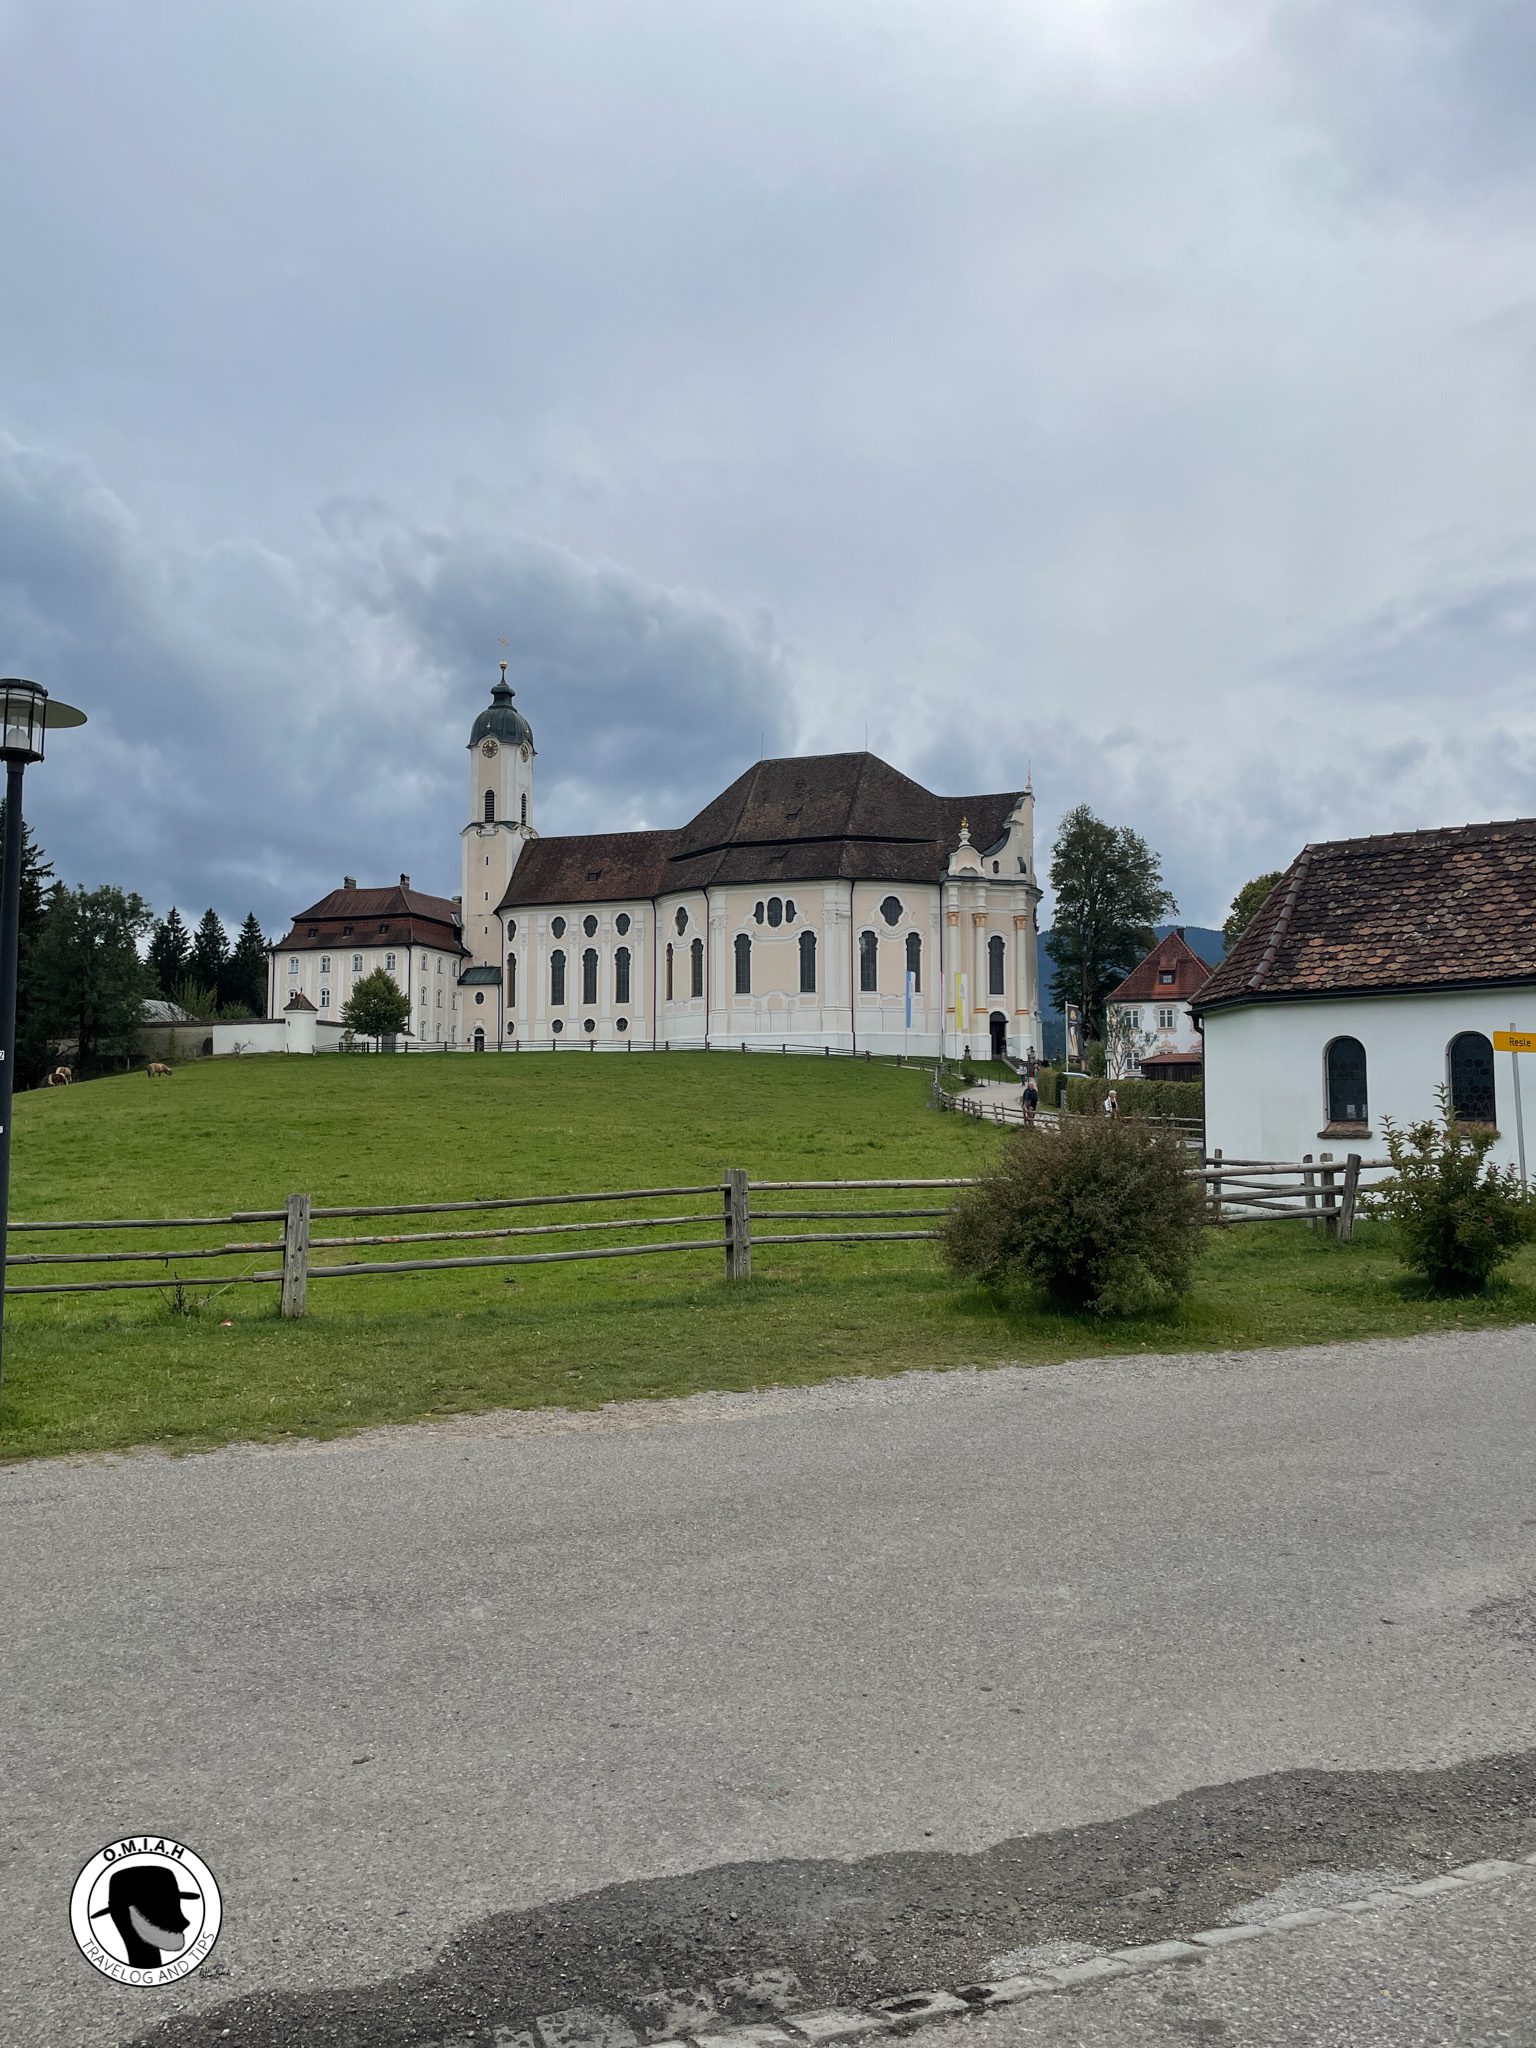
[1037,925,1225,1061]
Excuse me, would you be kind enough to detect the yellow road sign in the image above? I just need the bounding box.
[1494,1030,1536,1054]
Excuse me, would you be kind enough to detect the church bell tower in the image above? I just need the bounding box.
[460,663,536,969]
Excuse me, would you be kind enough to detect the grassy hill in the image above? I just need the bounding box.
[4,1052,1535,1462]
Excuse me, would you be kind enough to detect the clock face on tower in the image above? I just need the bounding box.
[481,739,498,758]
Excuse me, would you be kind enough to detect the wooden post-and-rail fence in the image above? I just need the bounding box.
[3,1154,1393,1317]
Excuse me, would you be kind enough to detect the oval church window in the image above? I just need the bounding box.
[879,895,903,927]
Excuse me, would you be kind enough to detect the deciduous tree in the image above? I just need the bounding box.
[31,885,153,1076]
[341,967,410,1045]
[1222,870,1283,948]
[1046,807,1175,1042]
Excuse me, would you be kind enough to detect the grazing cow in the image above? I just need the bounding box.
[145,1062,174,1079]
[44,1066,73,1087]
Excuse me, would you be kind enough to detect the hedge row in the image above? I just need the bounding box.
[1059,1072,1204,1121]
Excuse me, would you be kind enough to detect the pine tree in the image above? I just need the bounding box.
[0,806,57,1086]
[189,909,229,1003]
[224,912,269,1018]
[147,907,192,997]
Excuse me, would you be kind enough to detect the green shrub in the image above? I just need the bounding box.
[941,1114,1206,1314]
[1061,1072,1204,1121]
[1377,1094,1531,1292]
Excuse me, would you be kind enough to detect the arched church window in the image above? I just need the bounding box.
[484,790,495,822]
[753,902,764,925]
[906,932,921,991]
[505,919,517,940]
[690,937,704,998]
[734,933,752,995]
[506,953,517,1009]
[320,955,331,974]
[583,915,598,937]
[665,943,674,1002]
[551,916,566,938]
[520,792,528,825]
[385,952,396,972]
[550,950,566,1006]
[614,946,631,1004]
[785,900,797,923]
[799,929,817,994]
[582,948,598,1004]
[879,895,903,927]
[616,913,631,936]
[675,906,689,935]
[859,930,878,993]
[1325,1036,1368,1125]
[1449,1032,1496,1123]
[767,897,783,928]
[320,989,330,1009]
[988,935,1005,996]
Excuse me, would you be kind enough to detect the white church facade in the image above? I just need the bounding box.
[273,666,1045,1061]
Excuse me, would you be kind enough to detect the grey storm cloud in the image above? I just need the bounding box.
[2,0,1536,935]
[0,440,794,926]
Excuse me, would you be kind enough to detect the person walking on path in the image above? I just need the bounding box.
[1021,1075,1039,1127]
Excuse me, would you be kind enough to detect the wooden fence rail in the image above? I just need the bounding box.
[4,1151,1399,1310]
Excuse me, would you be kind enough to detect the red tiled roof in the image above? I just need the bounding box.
[1107,931,1212,1004]
[1138,1048,1203,1070]
[272,881,465,956]
[284,991,317,1011]
[1194,817,1536,1011]
[500,752,1023,909]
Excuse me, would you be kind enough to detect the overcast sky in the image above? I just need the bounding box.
[2,0,1534,933]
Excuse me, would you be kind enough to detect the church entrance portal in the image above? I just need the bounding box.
[472,1028,486,1052]
[989,1012,1007,1059]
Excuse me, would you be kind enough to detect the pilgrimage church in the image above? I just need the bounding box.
[273,667,1043,1061]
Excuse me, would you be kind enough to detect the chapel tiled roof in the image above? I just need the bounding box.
[1193,818,1536,1011]
[499,752,1023,909]
[272,881,466,956]
[1138,1048,1203,1070]
[1106,931,1212,1004]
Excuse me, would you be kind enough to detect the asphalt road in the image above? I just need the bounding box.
[3,1326,1536,2047]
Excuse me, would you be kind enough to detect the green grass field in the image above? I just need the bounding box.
[3,1051,1534,1463]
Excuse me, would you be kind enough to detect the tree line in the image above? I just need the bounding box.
[5,807,271,1085]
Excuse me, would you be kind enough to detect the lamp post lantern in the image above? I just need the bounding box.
[0,680,86,1396]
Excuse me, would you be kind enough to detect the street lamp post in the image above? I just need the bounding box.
[0,680,86,1396]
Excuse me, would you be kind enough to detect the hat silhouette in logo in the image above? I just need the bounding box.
[90,1863,201,1968]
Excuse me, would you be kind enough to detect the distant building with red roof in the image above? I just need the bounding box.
[1104,930,1210,1081]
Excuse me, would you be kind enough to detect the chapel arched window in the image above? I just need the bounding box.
[690,937,704,997]
[582,948,598,1005]
[1325,1036,1368,1125]
[859,930,878,993]
[614,946,631,1005]
[988,934,1005,996]
[550,949,566,1006]
[483,789,495,822]
[1449,1031,1497,1124]
[734,933,752,995]
[799,928,817,993]
[906,931,922,991]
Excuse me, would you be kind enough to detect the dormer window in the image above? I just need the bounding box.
[307,926,318,937]
[1159,970,1175,985]
[342,924,353,937]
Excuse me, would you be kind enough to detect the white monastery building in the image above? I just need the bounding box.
[1195,819,1536,1171]
[1104,930,1207,1083]
[268,877,467,1045]
[272,666,1044,1060]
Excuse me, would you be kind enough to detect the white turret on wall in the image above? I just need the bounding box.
[461,662,538,969]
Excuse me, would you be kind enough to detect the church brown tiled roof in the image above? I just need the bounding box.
[1194,818,1536,1012]
[1107,931,1211,1004]
[500,752,1022,909]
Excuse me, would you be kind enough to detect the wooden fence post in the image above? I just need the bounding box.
[723,1168,752,1280]
[1302,1152,1316,1233]
[1210,1148,1222,1226]
[1338,1153,1362,1244]
[280,1192,311,1318]
[1319,1152,1337,1237]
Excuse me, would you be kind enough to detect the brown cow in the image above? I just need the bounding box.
[145,1063,174,1079]
[44,1066,73,1087]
